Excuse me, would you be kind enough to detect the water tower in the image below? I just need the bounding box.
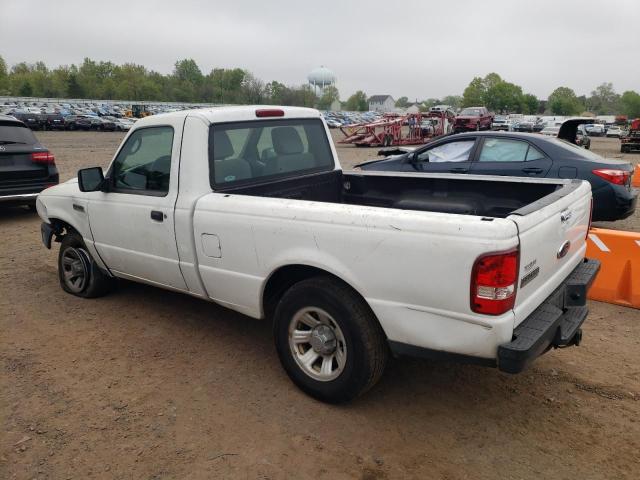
[308,66,336,95]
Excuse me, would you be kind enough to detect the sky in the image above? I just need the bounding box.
[1,0,638,101]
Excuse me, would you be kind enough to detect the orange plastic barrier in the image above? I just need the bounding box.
[632,164,640,188]
[586,228,640,309]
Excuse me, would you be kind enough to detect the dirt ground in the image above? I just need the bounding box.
[1,131,639,480]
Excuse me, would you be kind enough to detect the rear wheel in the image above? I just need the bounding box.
[274,276,388,403]
[58,232,115,298]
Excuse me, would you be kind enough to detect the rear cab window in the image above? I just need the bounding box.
[208,118,334,189]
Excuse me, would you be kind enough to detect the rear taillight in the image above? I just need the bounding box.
[31,152,55,165]
[471,248,519,315]
[592,168,630,185]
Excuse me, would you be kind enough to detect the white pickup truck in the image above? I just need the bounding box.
[36,106,600,402]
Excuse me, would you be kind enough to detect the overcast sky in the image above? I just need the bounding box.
[1,0,638,101]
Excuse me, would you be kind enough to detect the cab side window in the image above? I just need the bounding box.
[111,127,174,194]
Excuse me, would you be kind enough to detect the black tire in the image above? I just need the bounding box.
[273,276,388,403]
[58,232,115,298]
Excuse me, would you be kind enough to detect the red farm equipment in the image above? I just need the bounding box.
[338,110,456,147]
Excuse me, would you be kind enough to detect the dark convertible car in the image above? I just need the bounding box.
[0,115,58,208]
[356,128,637,222]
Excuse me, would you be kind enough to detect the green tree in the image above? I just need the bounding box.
[395,96,409,108]
[521,93,539,114]
[19,80,33,96]
[0,55,7,92]
[240,72,266,104]
[548,87,581,115]
[462,77,486,107]
[485,81,523,113]
[441,95,462,109]
[587,82,620,114]
[345,91,368,111]
[483,72,502,91]
[317,85,340,110]
[619,90,640,118]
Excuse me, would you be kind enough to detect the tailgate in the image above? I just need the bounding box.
[508,180,592,327]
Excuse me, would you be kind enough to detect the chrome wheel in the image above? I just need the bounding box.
[288,307,347,382]
[61,247,90,293]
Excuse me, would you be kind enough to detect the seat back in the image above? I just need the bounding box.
[265,126,316,175]
[211,130,252,184]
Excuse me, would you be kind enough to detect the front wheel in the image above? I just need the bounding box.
[58,232,115,298]
[274,276,388,403]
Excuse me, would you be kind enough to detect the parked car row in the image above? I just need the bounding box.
[5,112,137,132]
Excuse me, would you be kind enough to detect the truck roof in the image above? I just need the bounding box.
[132,105,323,127]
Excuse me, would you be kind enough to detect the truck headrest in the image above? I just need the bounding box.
[213,130,234,159]
[272,127,304,155]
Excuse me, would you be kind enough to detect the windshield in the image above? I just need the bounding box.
[0,122,38,144]
[460,108,481,116]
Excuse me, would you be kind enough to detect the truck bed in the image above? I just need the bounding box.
[217,169,563,219]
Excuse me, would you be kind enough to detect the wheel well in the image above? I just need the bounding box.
[262,265,361,320]
[49,218,79,238]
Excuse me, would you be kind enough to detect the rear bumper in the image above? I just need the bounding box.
[592,184,637,221]
[497,258,600,374]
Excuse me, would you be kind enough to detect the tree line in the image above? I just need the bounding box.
[1,56,639,118]
[406,73,639,118]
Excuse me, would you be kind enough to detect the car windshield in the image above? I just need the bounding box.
[0,122,38,144]
[460,109,481,116]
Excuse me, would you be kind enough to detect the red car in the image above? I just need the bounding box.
[454,106,493,132]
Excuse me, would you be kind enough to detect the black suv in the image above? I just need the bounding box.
[0,115,59,208]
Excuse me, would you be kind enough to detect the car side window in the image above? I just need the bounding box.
[478,138,537,162]
[525,145,546,161]
[111,126,174,194]
[416,140,475,163]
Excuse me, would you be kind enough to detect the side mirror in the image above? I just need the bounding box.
[78,167,105,192]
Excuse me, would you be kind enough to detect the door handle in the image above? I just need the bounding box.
[150,210,164,222]
[449,167,468,173]
[522,167,543,174]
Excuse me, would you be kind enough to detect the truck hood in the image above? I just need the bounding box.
[38,177,80,198]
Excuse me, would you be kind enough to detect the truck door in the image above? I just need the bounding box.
[87,122,187,290]
[469,137,552,177]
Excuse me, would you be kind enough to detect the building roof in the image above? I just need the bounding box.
[368,95,394,103]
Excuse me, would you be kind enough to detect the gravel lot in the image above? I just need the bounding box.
[1,131,639,479]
